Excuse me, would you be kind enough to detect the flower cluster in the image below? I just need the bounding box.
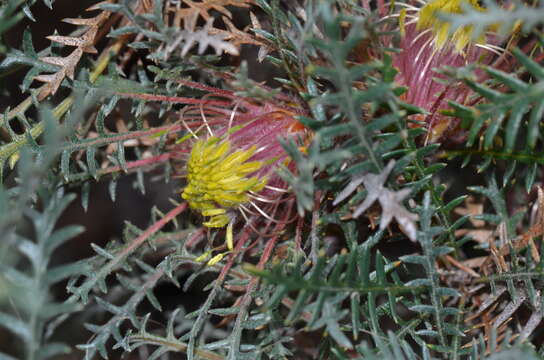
[175,81,307,257]
[182,136,267,228]
[385,0,513,142]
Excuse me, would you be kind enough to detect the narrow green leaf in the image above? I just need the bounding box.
[486,67,527,92]
[505,100,529,152]
[527,99,544,149]
[525,162,537,193]
[484,112,505,150]
[513,47,544,80]
[0,311,31,341]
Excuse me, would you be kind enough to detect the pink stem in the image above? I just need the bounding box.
[68,124,184,149]
[185,228,206,249]
[176,79,236,98]
[99,152,174,176]
[116,92,233,107]
[98,202,188,278]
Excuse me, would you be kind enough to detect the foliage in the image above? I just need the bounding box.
[1,0,544,359]
[0,96,89,360]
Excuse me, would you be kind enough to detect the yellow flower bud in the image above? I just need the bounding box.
[417,0,485,53]
[182,136,267,229]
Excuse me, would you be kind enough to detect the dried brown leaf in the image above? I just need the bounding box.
[444,254,481,278]
[455,228,494,243]
[474,287,508,317]
[164,0,259,58]
[209,16,263,49]
[34,5,110,99]
[62,17,102,26]
[519,309,542,342]
[34,73,65,96]
[169,0,253,22]
[249,12,272,61]
[165,17,239,58]
[494,293,527,327]
[87,1,113,11]
[46,35,88,48]
[455,195,485,227]
[334,160,418,241]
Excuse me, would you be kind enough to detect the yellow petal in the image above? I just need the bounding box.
[207,253,226,266]
[226,220,234,251]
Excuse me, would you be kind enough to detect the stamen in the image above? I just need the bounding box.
[248,192,292,205]
[199,99,214,137]
[416,0,488,53]
[475,43,504,57]
[265,184,290,193]
[411,28,432,48]
[386,1,420,11]
[248,200,288,224]
[414,35,434,65]
[179,110,201,139]
[226,219,234,251]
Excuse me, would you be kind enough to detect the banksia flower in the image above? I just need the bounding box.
[172,81,308,255]
[383,0,514,142]
[182,136,267,229]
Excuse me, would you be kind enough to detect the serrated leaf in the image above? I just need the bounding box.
[400,255,427,265]
[45,261,90,284]
[44,225,84,257]
[505,100,529,152]
[409,305,435,314]
[405,279,432,287]
[208,307,241,316]
[526,162,537,193]
[0,311,31,341]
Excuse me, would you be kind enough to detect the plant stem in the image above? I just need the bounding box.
[73,202,188,303]
[0,40,125,172]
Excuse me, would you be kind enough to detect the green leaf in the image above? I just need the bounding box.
[504,100,530,152]
[0,311,31,341]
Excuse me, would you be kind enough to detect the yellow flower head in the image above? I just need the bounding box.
[181,136,267,228]
[416,0,484,53]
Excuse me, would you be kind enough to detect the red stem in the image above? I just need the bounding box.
[116,92,232,108]
[89,202,188,288]
[185,228,206,249]
[67,124,184,150]
[100,152,174,175]
[176,79,236,98]
[118,202,188,262]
